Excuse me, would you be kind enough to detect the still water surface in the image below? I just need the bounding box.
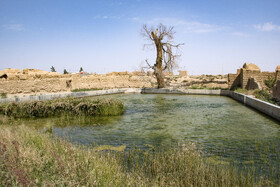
[24,94,280,178]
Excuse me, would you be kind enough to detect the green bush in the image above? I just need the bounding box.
[264,76,276,88]
[190,85,199,89]
[0,93,7,99]
[253,89,276,104]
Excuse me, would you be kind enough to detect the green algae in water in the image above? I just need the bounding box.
[9,94,280,180]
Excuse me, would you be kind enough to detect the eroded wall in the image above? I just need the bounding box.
[228,73,241,89]
[228,68,279,90]
[0,69,228,95]
[0,75,155,94]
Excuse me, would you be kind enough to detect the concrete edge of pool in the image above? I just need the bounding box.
[1,88,280,121]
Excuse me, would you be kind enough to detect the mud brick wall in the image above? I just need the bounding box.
[276,71,280,79]
[0,75,155,94]
[0,78,70,94]
[241,70,276,89]
[241,70,262,88]
[228,68,278,90]
[71,75,154,90]
[228,73,241,89]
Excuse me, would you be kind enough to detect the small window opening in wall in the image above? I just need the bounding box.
[0,74,8,79]
[66,80,72,88]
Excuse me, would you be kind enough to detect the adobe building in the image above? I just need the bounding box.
[179,70,188,77]
[228,63,280,90]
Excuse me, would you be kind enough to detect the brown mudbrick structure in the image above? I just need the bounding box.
[228,63,280,90]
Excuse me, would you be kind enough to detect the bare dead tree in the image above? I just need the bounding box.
[141,23,183,88]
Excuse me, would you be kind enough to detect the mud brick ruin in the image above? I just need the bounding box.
[228,63,280,90]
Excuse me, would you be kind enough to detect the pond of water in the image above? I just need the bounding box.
[16,94,280,179]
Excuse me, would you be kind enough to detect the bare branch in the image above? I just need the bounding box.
[158,23,175,41]
[141,24,154,41]
[162,43,184,48]
[145,59,154,69]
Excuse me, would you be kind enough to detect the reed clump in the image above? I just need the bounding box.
[0,97,124,118]
[0,126,275,186]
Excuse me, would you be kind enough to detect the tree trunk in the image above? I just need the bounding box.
[154,39,165,88]
[154,66,165,88]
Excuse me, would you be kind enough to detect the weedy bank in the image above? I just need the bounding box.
[0,126,275,186]
[0,97,125,118]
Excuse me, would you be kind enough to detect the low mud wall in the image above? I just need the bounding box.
[141,88,230,95]
[0,75,155,94]
[0,89,128,103]
[0,71,228,95]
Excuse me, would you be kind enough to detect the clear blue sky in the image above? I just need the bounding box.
[0,0,280,75]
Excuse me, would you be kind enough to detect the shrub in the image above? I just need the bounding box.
[264,76,276,88]
[253,89,276,104]
[199,85,207,89]
[0,93,7,99]
[190,85,198,89]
